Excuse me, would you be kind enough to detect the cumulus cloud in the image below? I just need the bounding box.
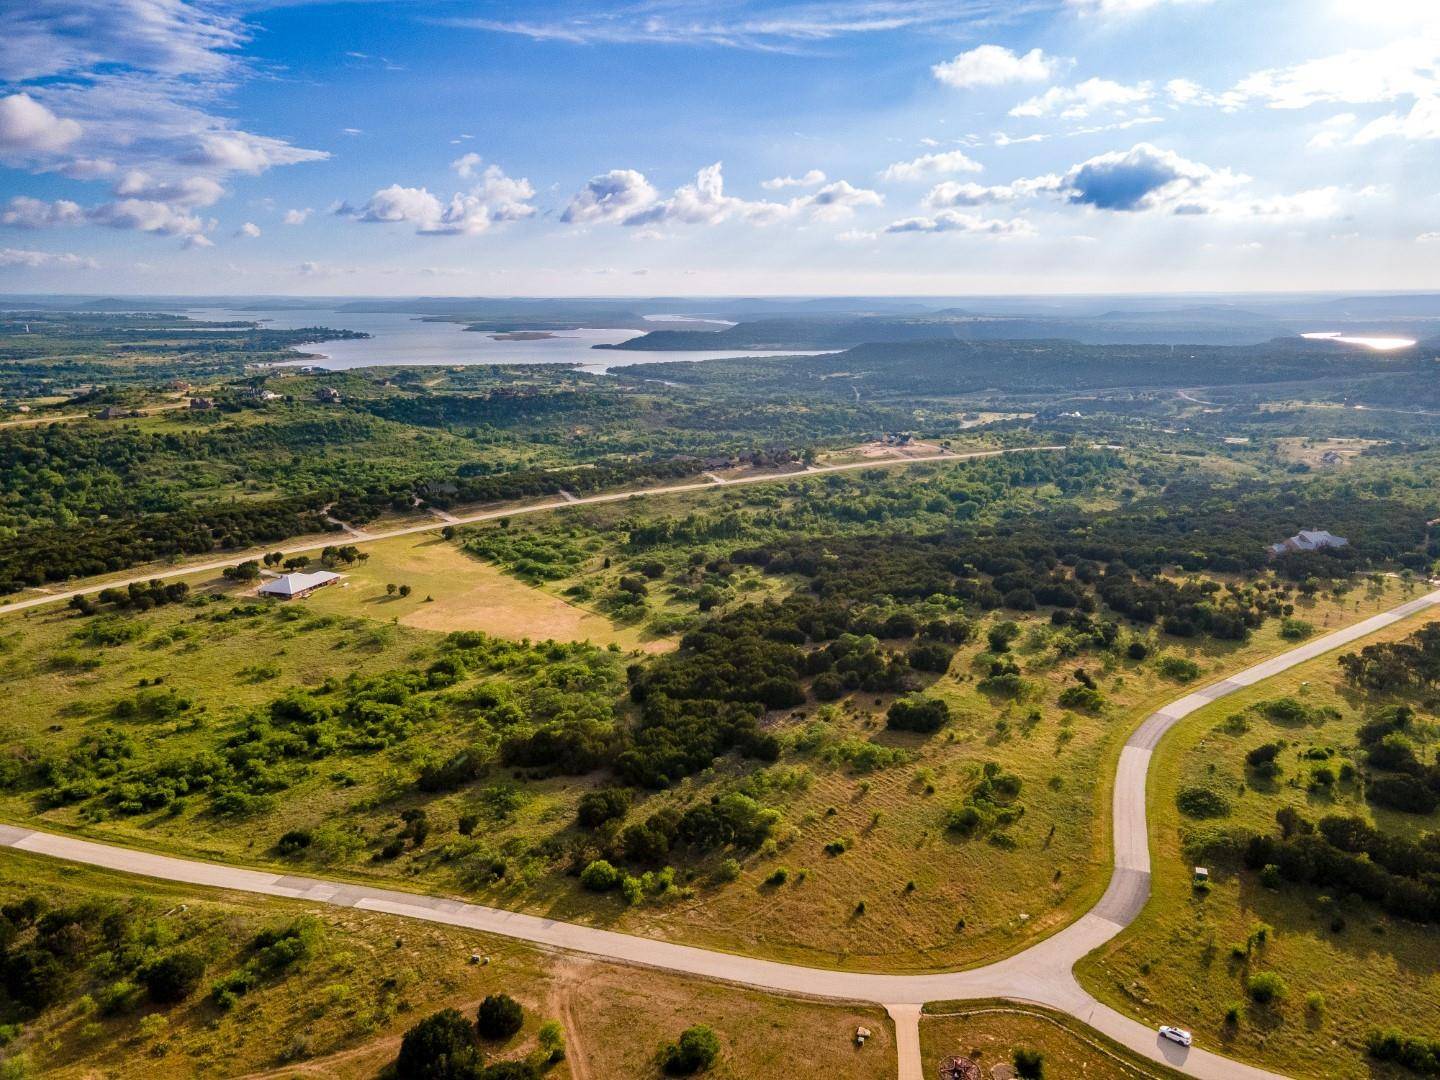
[282,208,312,226]
[113,170,224,206]
[236,221,260,238]
[1011,78,1153,119]
[0,93,81,155]
[565,163,881,229]
[1059,142,1237,211]
[880,150,983,183]
[1352,97,1440,143]
[451,152,483,179]
[925,175,1063,207]
[0,247,98,269]
[2,196,85,228]
[3,193,209,239]
[761,169,826,190]
[562,169,659,225]
[932,45,1060,89]
[349,165,536,235]
[885,210,1035,235]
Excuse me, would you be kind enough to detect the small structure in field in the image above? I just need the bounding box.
[938,1057,982,1080]
[98,405,130,420]
[1268,529,1348,557]
[855,1026,872,1046]
[315,386,342,403]
[189,396,215,410]
[1194,866,1210,882]
[258,570,340,599]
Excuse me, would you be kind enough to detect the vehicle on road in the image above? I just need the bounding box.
[1159,1026,1192,1047]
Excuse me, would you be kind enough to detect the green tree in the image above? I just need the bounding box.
[395,1009,481,1080]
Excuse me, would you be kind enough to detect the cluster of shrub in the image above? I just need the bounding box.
[1240,806,1440,924]
[945,762,1025,841]
[1341,622,1440,693]
[0,892,209,1019]
[1355,704,1440,815]
[0,496,336,594]
[68,579,190,615]
[573,790,781,879]
[394,993,565,1080]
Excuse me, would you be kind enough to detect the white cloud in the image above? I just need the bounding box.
[1,196,85,228]
[1352,97,1440,143]
[445,4,1037,51]
[797,179,884,220]
[182,131,327,174]
[1011,78,1153,119]
[932,45,1061,89]
[761,169,826,190]
[0,247,97,269]
[566,163,881,229]
[1059,142,1242,212]
[90,198,207,236]
[880,150,983,183]
[4,193,210,238]
[236,221,260,238]
[0,93,81,155]
[885,210,1035,236]
[993,132,1048,146]
[1307,112,1359,149]
[1067,0,1215,14]
[350,165,536,235]
[183,233,213,249]
[59,157,116,180]
[282,208,312,226]
[0,0,244,82]
[1233,40,1438,110]
[562,169,659,225]
[925,175,1063,207]
[113,170,224,206]
[1419,231,1440,242]
[451,152,483,179]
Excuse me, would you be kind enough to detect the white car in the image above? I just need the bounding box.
[1159,1026,1193,1047]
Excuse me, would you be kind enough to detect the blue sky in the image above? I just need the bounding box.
[0,0,1437,295]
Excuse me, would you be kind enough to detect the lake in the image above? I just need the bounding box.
[182,307,824,372]
[1300,332,1418,351]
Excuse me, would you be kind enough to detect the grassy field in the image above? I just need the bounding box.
[0,560,1413,975]
[295,533,667,653]
[1076,608,1440,1080]
[921,1001,1186,1079]
[0,850,893,1080]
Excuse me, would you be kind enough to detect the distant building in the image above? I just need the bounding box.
[189,396,215,410]
[1269,529,1349,557]
[244,387,280,401]
[257,570,341,599]
[315,386,342,403]
[97,405,129,420]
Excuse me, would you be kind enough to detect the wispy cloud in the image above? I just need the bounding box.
[439,1,1044,52]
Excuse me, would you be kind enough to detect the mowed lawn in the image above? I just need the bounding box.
[1077,608,1440,1080]
[921,1001,1186,1079]
[298,533,671,653]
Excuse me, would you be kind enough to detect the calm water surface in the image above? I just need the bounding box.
[184,307,825,372]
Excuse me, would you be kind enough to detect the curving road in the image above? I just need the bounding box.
[0,445,1063,619]
[3,588,1438,1077]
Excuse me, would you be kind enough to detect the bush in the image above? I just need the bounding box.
[1280,617,1314,640]
[662,1024,721,1075]
[886,695,950,734]
[1126,640,1150,660]
[579,860,621,891]
[396,1009,482,1080]
[1013,1048,1045,1079]
[1057,685,1106,713]
[476,994,524,1040]
[140,950,205,1003]
[1157,656,1201,682]
[276,829,313,855]
[1176,785,1231,819]
[576,788,631,828]
[1246,971,1288,1005]
[1367,1028,1440,1073]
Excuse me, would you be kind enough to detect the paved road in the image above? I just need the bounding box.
[4,583,1436,1077]
[0,445,1063,618]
